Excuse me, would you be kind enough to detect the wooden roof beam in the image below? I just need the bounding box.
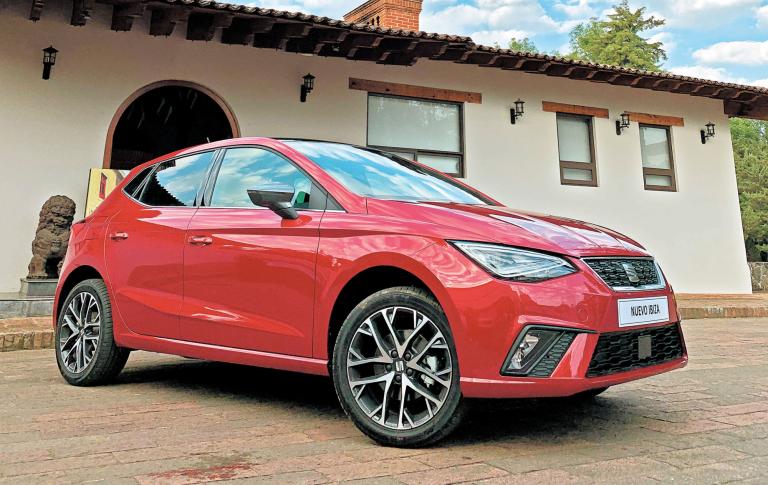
[111,2,145,32]
[70,0,94,26]
[187,12,234,41]
[221,17,276,45]
[29,0,44,21]
[149,6,192,36]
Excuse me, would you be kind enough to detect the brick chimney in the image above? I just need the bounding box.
[344,0,423,31]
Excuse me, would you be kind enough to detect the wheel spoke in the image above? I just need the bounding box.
[347,356,391,368]
[361,318,392,362]
[349,372,393,389]
[407,362,450,388]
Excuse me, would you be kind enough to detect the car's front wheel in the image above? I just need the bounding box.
[332,287,464,447]
[55,279,129,386]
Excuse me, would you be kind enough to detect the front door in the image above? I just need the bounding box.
[180,147,324,356]
[105,151,215,338]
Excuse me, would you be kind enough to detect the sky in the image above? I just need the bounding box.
[246,0,768,88]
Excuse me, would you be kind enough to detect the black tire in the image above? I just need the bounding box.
[332,286,464,447]
[55,279,130,386]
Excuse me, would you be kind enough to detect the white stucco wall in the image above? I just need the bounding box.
[0,0,751,294]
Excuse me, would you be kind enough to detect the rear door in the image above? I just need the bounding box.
[180,146,326,356]
[105,151,216,338]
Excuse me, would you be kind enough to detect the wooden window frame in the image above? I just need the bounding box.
[366,93,466,178]
[639,123,677,192]
[556,113,598,187]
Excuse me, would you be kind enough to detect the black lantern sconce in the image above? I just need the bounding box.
[300,73,315,103]
[42,45,58,80]
[510,99,525,124]
[701,122,715,144]
[615,111,630,135]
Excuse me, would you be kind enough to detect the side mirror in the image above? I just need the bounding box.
[247,185,298,220]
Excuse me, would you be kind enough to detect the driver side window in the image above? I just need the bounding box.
[209,147,318,209]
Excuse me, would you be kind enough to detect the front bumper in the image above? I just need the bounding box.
[461,322,687,398]
[412,243,689,399]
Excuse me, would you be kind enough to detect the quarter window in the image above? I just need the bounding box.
[367,94,464,177]
[556,114,597,186]
[209,147,323,210]
[639,124,676,191]
[137,151,214,207]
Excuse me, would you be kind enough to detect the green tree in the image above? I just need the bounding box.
[731,118,768,261]
[568,0,666,71]
[508,37,539,54]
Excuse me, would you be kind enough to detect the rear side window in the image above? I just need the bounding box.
[123,166,153,198]
[210,147,325,210]
[138,152,215,207]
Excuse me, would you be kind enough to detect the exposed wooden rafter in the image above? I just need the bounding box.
[70,0,94,26]
[111,2,145,32]
[187,13,234,41]
[149,6,192,36]
[221,18,276,45]
[29,0,44,21]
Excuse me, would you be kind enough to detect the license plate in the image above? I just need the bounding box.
[618,296,669,327]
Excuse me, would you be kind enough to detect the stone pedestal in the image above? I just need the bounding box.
[19,278,58,298]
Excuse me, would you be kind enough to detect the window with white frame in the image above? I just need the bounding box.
[556,113,597,186]
[639,124,677,191]
[367,94,464,177]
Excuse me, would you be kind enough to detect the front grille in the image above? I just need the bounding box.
[584,258,661,289]
[586,323,683,377]
[528,332,576,377]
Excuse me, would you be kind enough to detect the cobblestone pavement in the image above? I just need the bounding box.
[1,318,767,484]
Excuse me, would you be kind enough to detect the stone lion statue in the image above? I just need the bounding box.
[27,195,76,279]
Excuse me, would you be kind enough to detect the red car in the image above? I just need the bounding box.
[55,138,687,446]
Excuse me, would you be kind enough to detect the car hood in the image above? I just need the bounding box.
[366,199,649,258]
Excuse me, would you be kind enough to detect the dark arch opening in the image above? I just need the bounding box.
[108,84,236,170]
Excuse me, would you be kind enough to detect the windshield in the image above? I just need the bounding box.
[284,141,495,205]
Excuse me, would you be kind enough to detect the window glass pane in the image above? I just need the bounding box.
[387,150,417,160]
[368,95,461,152]
[557,115,592,164]
[211,147,315,209]
[417,153,461,175]
[563,168,593,182]
[284,141,492,205]
[124,165,153,198]
[640,126,672,169]
[644,174,673,187]
[139,152,214,207]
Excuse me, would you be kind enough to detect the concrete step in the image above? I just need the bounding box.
[0,317,52,351]
[0,293,53,319]
[677,293,768,319]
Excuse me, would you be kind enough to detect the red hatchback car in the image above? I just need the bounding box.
[55,138,687,446]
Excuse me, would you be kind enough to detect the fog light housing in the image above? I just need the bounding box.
[502,327,577,376]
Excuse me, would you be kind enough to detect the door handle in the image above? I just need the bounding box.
[188,235,213,246]
[109,232,129,241]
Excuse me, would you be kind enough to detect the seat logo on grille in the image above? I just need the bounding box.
[621,262,640,283]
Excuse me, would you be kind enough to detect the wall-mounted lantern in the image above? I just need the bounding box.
[510,99,525,124]
[42,45,58,80]
[701,122,715,144]
[300,73,315,103]
[615,111,630,135]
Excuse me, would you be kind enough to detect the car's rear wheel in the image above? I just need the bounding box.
[332,287,464,447]
[55,279,129,386]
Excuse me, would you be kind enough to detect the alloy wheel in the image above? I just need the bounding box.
[59,291,101,374]
[346,306,453,430]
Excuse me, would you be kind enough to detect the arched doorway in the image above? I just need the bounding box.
[104,81,239,169]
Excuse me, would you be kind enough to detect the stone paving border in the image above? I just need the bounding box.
[0,317,52,351]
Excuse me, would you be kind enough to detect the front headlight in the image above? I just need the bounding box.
[451,241,576,282]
